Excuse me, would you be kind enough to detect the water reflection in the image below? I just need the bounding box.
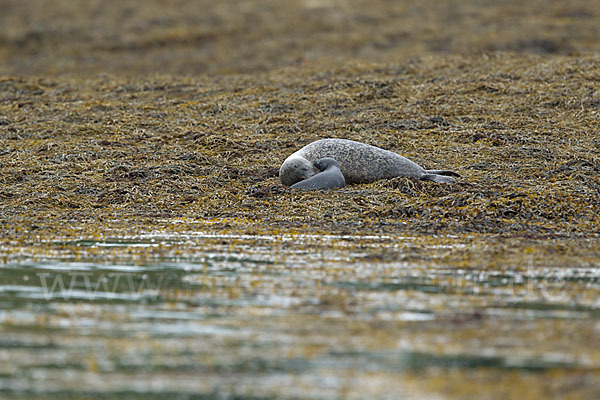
[0,233,598,399]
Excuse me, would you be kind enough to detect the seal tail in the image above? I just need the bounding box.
[420,174,456,184]
[425,170,460,177]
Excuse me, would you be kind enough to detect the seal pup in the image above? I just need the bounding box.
[280,138,459,186]
[290,158,346,190]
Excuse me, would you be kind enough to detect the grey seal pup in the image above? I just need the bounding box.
[290,158,345,190]
[280,138,459,186]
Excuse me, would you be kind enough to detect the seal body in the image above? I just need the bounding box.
[290,158,345,190]
[280,138,458,186]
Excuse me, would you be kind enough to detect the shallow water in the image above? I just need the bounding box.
[1,232,599,399]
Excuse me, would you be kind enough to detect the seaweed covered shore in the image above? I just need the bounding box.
[1,0,599,244]
[1,54,599,247]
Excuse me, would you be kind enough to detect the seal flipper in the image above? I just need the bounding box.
[420,174,456,184]
[425,170,460,177]
[291,158,345,190]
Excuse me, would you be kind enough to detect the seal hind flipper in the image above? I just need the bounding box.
[425,170,461,177]
[420,174,456,184]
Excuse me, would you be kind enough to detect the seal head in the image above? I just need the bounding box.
[290,158,345,190]
[279,157,318,186]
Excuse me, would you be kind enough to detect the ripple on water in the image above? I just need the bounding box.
[0,233,599,399]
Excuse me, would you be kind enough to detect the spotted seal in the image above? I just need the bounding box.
[280,138,459,186]
[290,158,345,190]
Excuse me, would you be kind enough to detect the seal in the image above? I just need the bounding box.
[280,138,459,186]
[290,158,346,190]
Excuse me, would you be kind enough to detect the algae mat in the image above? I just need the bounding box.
[1,0,600,399]
[1,55,599,237]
